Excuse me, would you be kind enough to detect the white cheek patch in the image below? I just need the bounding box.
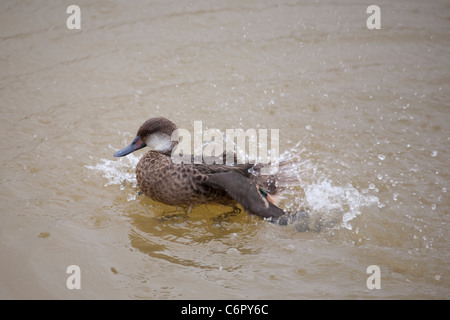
[145,133,172,152]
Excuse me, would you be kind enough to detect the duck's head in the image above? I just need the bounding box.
[114,117,177,157]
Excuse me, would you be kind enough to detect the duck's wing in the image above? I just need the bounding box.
[206,171,286,220]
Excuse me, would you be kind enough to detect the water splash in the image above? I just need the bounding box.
[304,179,379,230]
[86,143,379,229]
[85,149,140,200]
[279,144,380,231]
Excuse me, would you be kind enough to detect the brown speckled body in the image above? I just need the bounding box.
[136,150,258,207]
[115,117,293,220]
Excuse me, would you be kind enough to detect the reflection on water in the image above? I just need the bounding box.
[128,205,256,271]
[1,0,449,299]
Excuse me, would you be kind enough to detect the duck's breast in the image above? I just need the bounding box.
[135,151,221,206]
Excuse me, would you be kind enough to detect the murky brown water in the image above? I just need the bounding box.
[1,0,449,299]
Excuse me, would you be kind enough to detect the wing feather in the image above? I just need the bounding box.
[206,172,286,220]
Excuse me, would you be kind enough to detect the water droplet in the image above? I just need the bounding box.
[377,174,383,180]
[431,204,436,210]
[369,183,375,190]
[227,248,239,255]
[431,150,438,157]
[284,245,296,252]
[378,154,385,161]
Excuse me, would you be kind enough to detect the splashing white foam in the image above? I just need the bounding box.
[279,144,380,230]
[303,179,379,230]
[85,152,140,198]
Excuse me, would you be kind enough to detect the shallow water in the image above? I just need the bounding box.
[1,0,449,299]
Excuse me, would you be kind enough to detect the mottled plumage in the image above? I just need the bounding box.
[114,117,295,221]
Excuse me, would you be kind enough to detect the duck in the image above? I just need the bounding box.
[114,117,300,224]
